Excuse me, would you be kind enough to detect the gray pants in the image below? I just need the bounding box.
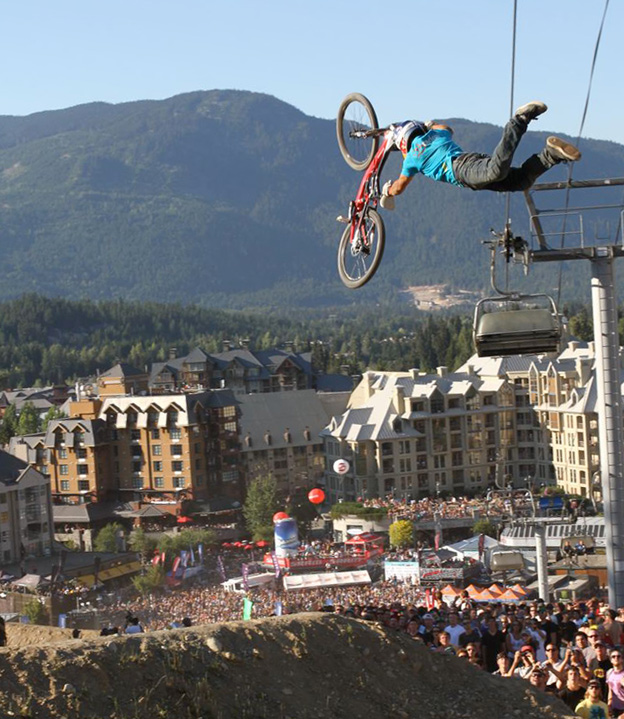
[452,117,555,192]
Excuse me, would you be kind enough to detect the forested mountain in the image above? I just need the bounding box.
[1,90,623,309]
[0,295,602,388]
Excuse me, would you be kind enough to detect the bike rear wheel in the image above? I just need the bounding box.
[336,93,379,171]
[337,208,385,289]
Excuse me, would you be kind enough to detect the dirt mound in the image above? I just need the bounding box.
[0,614,574,719]
[5,623,100,648]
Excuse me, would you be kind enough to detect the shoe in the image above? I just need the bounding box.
[546,136,581,162]
[514,100,547,123]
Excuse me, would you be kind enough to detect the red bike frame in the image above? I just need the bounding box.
[347,132,394,246]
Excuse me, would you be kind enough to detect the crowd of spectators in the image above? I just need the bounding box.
[361,494,533,522]
[96,577,624,717]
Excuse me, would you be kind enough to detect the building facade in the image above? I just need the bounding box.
[0,450,53,564]
[322,367,516,503]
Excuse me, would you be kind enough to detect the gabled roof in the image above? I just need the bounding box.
[99,363,146,379]
[183,347,212,364]
[238,389,347,450]
[0,450,29,485]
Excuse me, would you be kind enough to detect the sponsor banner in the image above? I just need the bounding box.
[384,560,420,582]
[197,543,204,564]
[243,597,253,620]
[419,567,465,582]
[241,563,250,592]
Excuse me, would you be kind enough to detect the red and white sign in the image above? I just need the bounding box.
[333,459,350,475]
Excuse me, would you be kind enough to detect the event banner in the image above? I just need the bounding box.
[384,560,420,582]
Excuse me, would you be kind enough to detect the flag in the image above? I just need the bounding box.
[161,551,166,565]
[275,601,283,616]
[217,555,226,582]
[425,588,435,610]
[190,546,196,566]
[152,551,161,566]
[180,550,189,568]
[172,556,182,578]
[478,533,485,560]
[241,563,250,592]
[270,551,281,580]
[243,597,254,620]
[198,543,204,564]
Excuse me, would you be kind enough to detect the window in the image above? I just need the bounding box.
[381,442,393,457]
[76,448,87,460]
[78,464,88,476]
[168,412,179,426]
[224,421,237,432]
[131,429,141,442]
[151,429,160,440]
[153,444,161,456]
[131,445,142,457]
[154,476,164,489]
[222,406,236,418]
[132,476,144,489]
[171,444,182,456]
[132,461,142,473]
[59,465,69,476]
[173,476,185,488]
[78,480,89,492]
[172,461,183,473]
[60,480,70,491]
[399,457,411,473]
[222,470,238,482]
[58,448,68,459]
[170,428,181,440]
[127,412,138,427]
[399,440,410,454]
[153,461,162,472]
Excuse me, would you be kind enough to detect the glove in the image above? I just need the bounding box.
[380,180,395,211]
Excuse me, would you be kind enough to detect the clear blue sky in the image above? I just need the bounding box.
[2,0,622,145]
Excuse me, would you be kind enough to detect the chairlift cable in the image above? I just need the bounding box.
[503,0,519,292]
[555,0,611,306]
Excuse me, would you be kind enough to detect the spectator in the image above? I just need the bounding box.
[575,679,609,719]
[606,649,624,717]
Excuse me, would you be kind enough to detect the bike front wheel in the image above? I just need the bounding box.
[337,208,385,289]
[336,93,379,171]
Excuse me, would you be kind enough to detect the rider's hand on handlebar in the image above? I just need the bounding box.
[380,180,395,211]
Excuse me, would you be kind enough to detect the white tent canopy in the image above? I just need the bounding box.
[283,570,371,592]
[443,535,502,560]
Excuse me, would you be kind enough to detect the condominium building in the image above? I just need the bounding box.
[322,367,516,503]
[465,341,601,497]
[0,450,53,563]
[238,389,349,498]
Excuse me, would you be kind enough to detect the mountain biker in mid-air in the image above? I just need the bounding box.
[380,101,581,210]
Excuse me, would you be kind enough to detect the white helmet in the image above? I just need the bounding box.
[394,121,426,156]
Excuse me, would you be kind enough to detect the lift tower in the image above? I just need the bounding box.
[526,176,624,607]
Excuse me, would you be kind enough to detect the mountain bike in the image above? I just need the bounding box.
[336,93,393,289]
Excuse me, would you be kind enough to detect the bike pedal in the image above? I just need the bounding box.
[336,215,349,224]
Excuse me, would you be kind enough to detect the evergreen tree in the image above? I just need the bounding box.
[16,401,41,435]
[94,522,125,553]
[243,475,279,541]
[0,405,18,445]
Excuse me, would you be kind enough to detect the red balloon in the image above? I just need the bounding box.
[273,511,289,523]
[308,488,325,505]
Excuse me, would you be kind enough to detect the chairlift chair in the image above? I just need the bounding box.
[473,293,562,357]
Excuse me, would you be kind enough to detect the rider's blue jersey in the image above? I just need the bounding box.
[400,129,464,186]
